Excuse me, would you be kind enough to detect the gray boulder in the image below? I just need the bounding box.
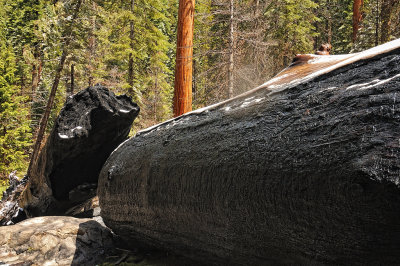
[0,216,114,265]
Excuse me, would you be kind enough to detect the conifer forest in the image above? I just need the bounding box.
[1,0,400,184]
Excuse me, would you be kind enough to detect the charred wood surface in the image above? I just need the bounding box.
[24,85,139,216]
[98,46,400,265]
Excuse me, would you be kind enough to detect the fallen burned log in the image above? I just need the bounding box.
[98,40,400,265]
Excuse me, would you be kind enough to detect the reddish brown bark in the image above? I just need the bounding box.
[173,0,195,117]
[352,0,364,43]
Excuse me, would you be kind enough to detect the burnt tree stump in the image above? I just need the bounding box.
[23,85,139,216]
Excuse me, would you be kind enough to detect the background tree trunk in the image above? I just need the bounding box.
[380,0,400,43]
[30,45,42,101]
[69,63,75,98]
[173,0,195,117]
[128,0,135,95]
[88,8,96,87]
[352,0,364,42]
[228,0,234,98]
[327,0,332,44]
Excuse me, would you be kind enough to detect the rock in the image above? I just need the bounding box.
[0,216,114,265]
[23,85,139,216]
[98,40,400,265]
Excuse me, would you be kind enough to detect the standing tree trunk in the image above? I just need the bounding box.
[192,59,196,102]
[326,0,332,44]
[352,0,364,43]
[380,0,400,43]
[17,57,25,93]
[375,0,380,46]
[27,0,82,178]
[31,45,42,101]
[88,8,96,87]
[128,0,135,95]
[69,63,75,97]
[173,0,195,117]
[228,0,234,99]
[253,0,260,75]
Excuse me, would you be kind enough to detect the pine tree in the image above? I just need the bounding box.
[313,0,353,53]
[0,4,32,181]
[193,0,319,104]
[268,0,319,67]
[84,0,176,128]
[3,0,43,96]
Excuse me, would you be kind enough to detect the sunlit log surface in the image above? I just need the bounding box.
[98,40,400,265]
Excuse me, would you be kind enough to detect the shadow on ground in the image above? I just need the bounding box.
[72,220,206,266]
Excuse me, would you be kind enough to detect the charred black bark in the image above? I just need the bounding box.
[25,85,139,216]
[98,47,400,265]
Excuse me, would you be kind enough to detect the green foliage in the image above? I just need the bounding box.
[192,0,215,107]
[34,0,177,130]
[0,184,7,200]
[2,0,43,91]
[267,0,319,68]
[354,0,378,51]
[83,0,176,128]
[1,0,400,180]
[194,0,319,101]
[313,0,353,53]
[3,0,42,49]
[0,7,32,180]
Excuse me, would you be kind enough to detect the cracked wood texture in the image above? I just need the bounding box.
[98,43,400,265]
